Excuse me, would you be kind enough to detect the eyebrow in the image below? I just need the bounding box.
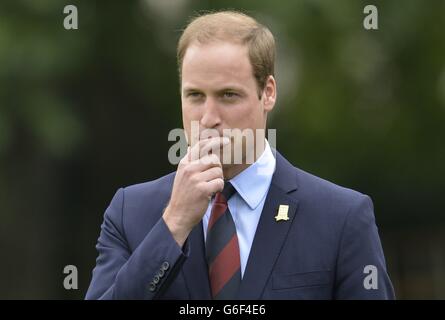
[182,87,202,94]
[182,86,246,95]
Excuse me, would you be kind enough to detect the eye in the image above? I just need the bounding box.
[223,91,238,99]
[187,92,204,99]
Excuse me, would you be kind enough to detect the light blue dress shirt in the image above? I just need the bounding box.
[202,140,276,278]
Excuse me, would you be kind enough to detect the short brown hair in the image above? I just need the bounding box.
[177,10,275,98]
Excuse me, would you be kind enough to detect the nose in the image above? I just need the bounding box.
[200,97,221,129]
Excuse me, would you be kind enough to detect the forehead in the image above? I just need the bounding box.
[181,41,255,90]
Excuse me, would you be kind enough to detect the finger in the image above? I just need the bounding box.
[197,166,224,182]
[204,178,224,196]
[179,145,191,164]
[179,153,221,173]
[190,137,230,161]
[198,152,222,167]
[185,154,222,173]
[200,136,231,158]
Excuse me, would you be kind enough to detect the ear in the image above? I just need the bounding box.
[262,75,277,112]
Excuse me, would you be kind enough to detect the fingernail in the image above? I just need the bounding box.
[222,137,230,145]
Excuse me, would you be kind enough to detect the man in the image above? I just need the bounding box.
[86,11,395,300]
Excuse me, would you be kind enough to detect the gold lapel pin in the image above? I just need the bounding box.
[275,205,290,221]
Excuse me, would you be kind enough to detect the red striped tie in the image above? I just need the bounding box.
[206,182,241,300]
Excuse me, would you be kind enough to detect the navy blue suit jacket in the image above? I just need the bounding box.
[86,151,395,299]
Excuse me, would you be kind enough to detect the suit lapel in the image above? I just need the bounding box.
[182,221,212,299]
[237,151,299,299]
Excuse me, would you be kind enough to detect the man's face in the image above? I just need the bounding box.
[181,41,275,164]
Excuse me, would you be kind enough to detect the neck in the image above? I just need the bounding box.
[222,141,266,180]
[223,163,250,180]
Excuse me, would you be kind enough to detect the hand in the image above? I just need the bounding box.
[163,136,230,246]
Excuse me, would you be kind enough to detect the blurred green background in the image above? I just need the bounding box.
[0,0,444,299]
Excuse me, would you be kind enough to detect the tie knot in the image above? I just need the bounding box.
[222,182,236,199]
[214,182,236,203]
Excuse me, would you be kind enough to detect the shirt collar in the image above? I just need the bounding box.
[228,140,276,210]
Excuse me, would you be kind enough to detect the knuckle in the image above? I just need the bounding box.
[179,156,189,167]
[190,173,199,184]
[210,154,219,164]
[211,167,222,178]
[182,165,192,176]
[196,182,207,194]
[201,156,211,165]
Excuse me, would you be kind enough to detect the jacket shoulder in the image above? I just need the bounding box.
[295,166,367,204]
[289,164,374,228]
